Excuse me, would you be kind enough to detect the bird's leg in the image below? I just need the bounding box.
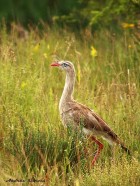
[90,136,104,166]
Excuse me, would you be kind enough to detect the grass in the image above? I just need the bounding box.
[0,25,140,186]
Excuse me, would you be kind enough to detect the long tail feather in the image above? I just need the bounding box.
[120,144,131,155]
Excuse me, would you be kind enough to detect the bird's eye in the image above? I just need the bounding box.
[63,63,68,67]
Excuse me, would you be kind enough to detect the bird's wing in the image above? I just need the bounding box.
[68,101,118,141]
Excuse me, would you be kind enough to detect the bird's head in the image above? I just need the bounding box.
[51,61,75,73]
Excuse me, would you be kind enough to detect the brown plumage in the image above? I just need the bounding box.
[51,61,130,165]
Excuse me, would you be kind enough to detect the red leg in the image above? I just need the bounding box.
[90,136,104,166]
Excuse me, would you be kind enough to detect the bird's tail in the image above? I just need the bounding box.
[116,138,131,155]
[120,143,131,155]
[102,133,131,155]
[102,135,131,155]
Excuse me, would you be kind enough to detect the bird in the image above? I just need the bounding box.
[51,60,130,166]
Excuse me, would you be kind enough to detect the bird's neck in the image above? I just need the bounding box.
[59,70,75,112]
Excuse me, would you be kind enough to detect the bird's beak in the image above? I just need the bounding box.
[51,62,60,67]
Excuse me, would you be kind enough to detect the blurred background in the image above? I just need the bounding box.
[0,0,140,31]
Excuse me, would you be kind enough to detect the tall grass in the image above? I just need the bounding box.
[0,26,140,186]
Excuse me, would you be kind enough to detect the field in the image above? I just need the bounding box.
[0,26,140,186]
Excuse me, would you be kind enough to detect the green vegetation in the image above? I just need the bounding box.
[0,26,140,185]
[0,0,139,29]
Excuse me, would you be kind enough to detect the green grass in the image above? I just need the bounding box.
[0,26,140,186]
